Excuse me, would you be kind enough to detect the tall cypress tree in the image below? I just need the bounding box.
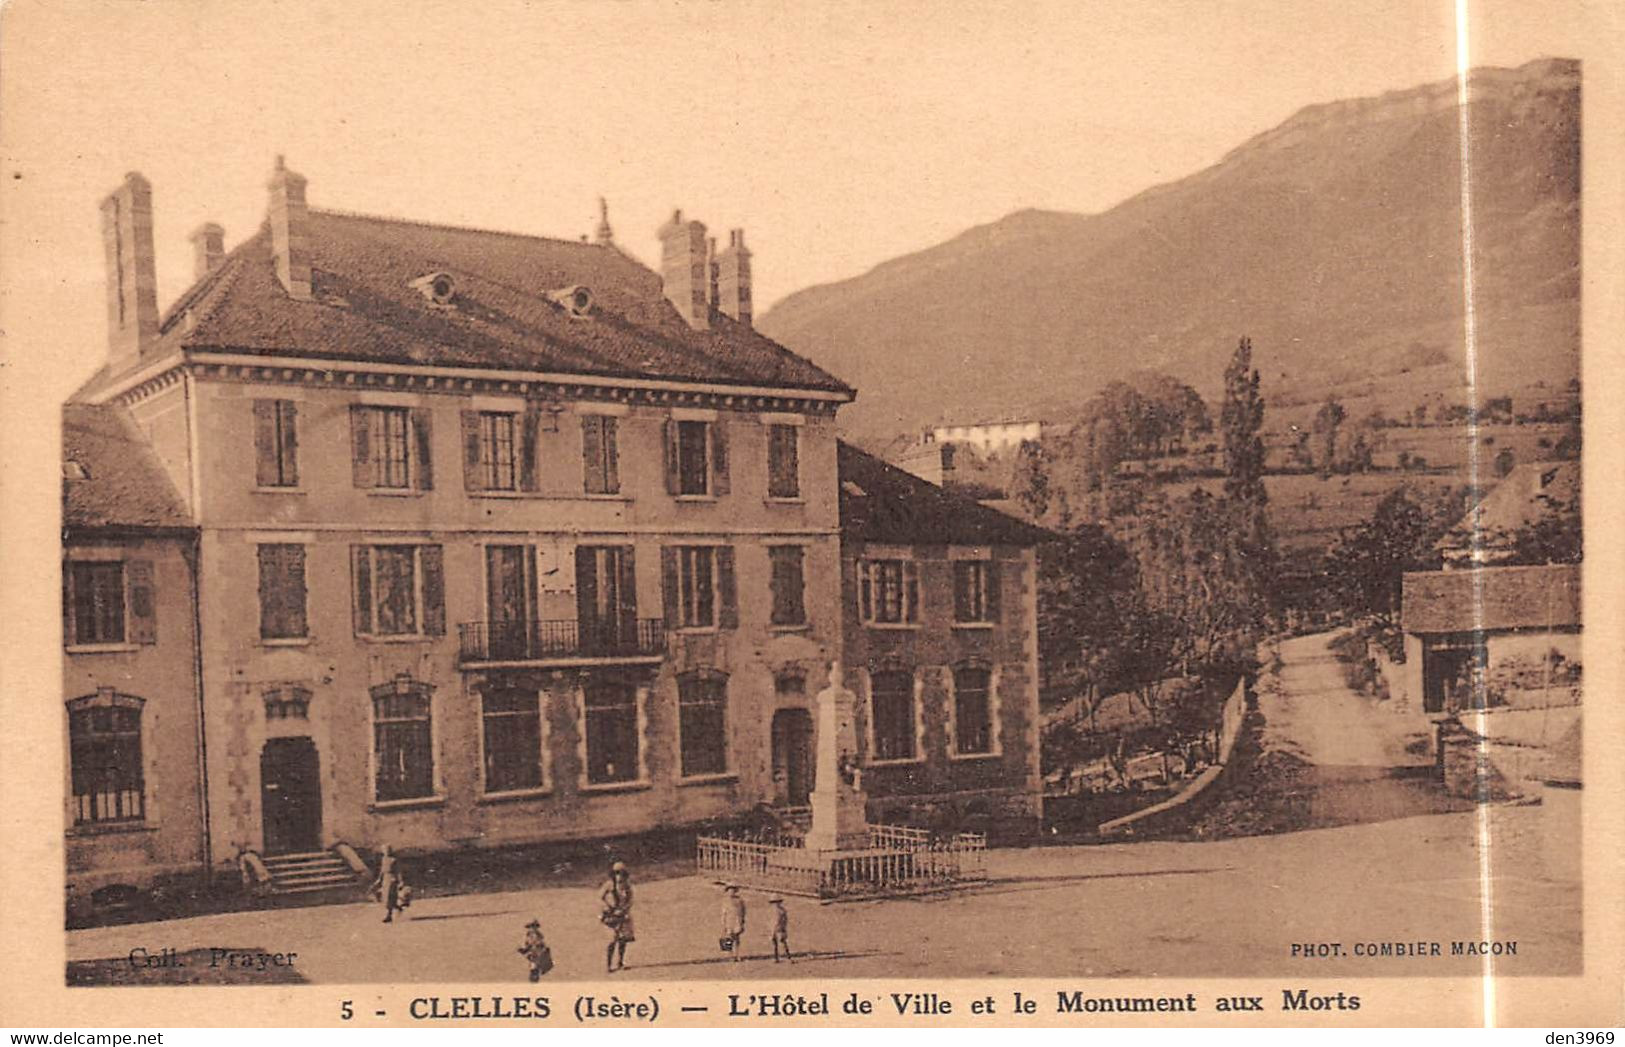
[1220,336,1275,617]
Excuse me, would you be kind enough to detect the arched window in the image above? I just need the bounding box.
[370,676,434,801]
[678,670,729,778]
[67,692,145,824]
[870,669,916,761]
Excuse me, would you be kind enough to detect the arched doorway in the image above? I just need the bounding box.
[261,737,322,855]
[771,708,815,808]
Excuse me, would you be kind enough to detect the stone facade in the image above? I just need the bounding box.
[839,542,1044,842]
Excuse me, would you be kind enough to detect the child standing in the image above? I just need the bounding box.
[769,896,792,963]
[518,919,553,982]
[719,883,747,961]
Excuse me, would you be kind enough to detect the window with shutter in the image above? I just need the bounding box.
[767,424,800,498]
[257,543,308,639]
[952,560,997,623]
[582,416,621,495]
[859,559,919,625]
[671,546,717,628]
[769,545,806,626]
[67,561,126,646]
[351,545,439,638]
[676,420,710,495]
[254,400,300,487]
[467,411,517,491]
[717,545,738,629]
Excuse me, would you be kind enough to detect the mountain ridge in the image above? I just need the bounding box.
[760,58,1580,439]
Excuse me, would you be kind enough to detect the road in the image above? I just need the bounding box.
[67,633,1579,985]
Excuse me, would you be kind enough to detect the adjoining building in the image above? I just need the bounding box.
[62,402,206,919]
[837,442,1050,842]
[62,162,1050,899]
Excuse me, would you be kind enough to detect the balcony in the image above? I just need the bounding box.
[458,618,666,667]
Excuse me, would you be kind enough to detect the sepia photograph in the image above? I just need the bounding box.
[1,0,1620,1031]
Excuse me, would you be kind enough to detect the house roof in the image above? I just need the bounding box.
[837,441,1052,547]
[1441,460,1579,554]
[78,208,853,400]
[1401,563,1580,634]
[62,403,193,532]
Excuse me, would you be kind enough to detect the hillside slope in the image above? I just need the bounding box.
[759,59,1580,439]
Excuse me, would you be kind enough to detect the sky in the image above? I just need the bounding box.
[0,0,1608,406]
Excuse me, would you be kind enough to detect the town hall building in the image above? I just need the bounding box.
[62,162,1045,905]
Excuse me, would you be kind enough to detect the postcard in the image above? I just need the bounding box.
[1,0,1620,1031]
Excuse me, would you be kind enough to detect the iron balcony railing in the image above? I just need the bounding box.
[458,618,666,664]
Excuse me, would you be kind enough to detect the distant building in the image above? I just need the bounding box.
[837,442,1051,842]
[929,420,1042,456]
[1439,461,1578,566]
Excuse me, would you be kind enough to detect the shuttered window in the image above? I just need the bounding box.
[767,424,800,498]
[482,687,543,793]
[257,543,308,639]
[69,700,145,824]
[871,670,917,761]
[478,412,517,491]
[858,559,920,625]
[768,545,806,626]
[582,415,620,495]
[676,420,709,495]
[351,545,445,638]
[372,682,434,801]
[353,405,434,490]
[678,672,728,777]
[67,562,126,645]
[952,560,1001,623]
[253,399,300,487]
[664,545,736,630]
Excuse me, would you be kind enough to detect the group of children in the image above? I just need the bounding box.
[719,883,793,963]
[516,882,792,981]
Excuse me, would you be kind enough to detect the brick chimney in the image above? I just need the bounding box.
[715,229,752,326]
[267,156,311,300]
[189,222,225,281]
[658,209,709,330]
[99,172,161,373]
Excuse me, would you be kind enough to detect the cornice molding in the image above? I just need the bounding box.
[99,351,846,418]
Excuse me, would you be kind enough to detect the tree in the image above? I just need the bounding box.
[1324,488,1445,623]
[1033,525,1142,712]
[1221,337,1267,509]
[1010,439,1053,525]
[1218,336,1275,625]
[1503,495,1581,565]
[1312,397,1346,476]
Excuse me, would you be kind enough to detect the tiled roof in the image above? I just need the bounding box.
[1401,563,1580,634]
[1441,461,1579,554]
[62,403,193,531]
[82,210,853,398]
[838,441,1052,547]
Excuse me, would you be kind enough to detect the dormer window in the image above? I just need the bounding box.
[410,271,457,306]
[551,285,595,318]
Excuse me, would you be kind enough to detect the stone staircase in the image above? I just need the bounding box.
[262,850,363,896]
